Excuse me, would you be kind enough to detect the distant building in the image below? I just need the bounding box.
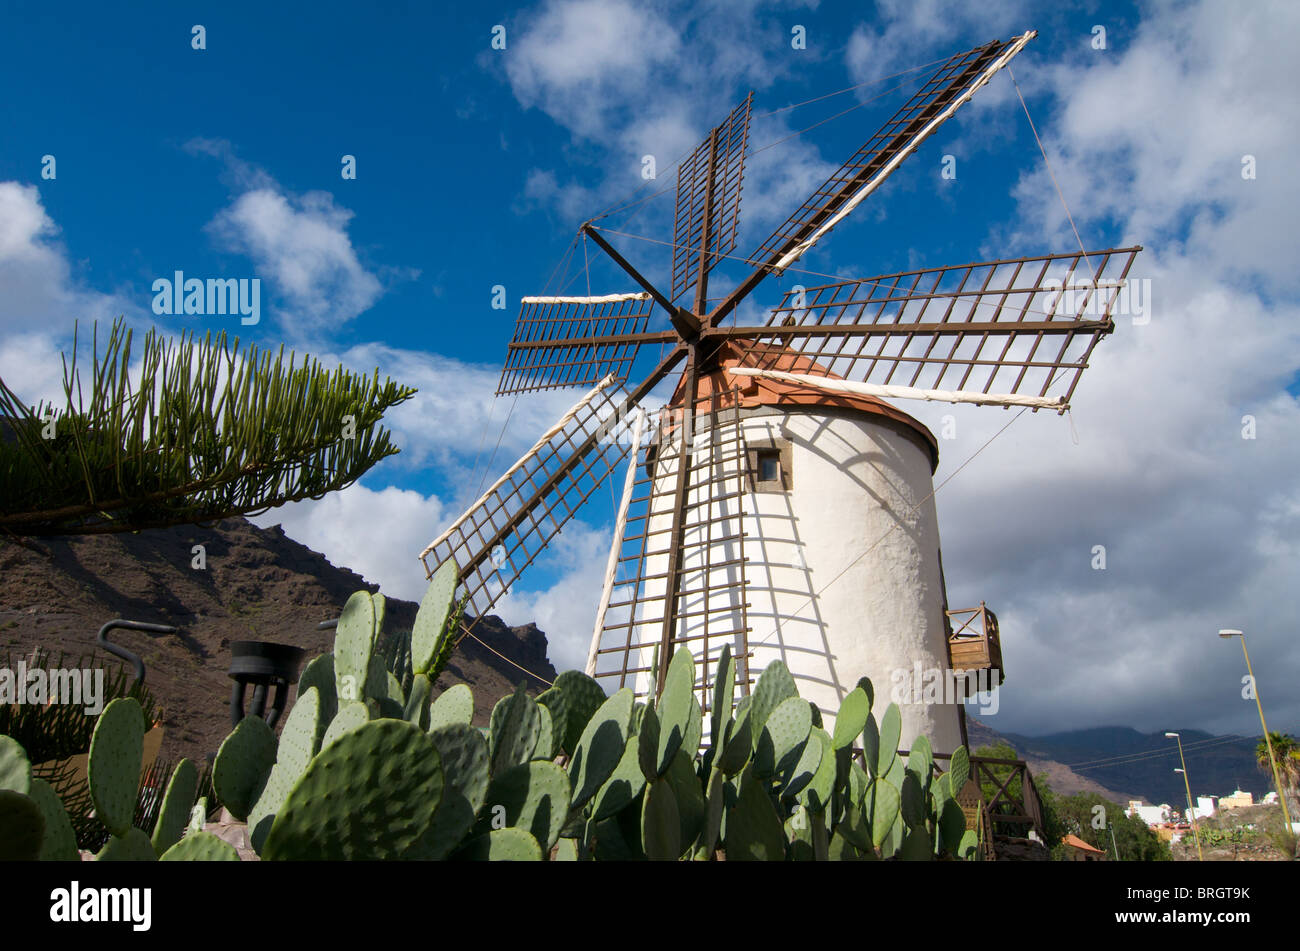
[1126,801,1173,826]
[1061,833,1107,861]
[1262,791,1278,804]
[1219,789,1254,810]
[1195,796,1217,819]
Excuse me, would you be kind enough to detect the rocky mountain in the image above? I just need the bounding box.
[0,516,556,765]
[967,717,1140,804]
[978,724,1267,808]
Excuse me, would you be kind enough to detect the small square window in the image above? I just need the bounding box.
[749,441,790,493]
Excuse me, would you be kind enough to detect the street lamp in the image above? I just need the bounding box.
[1219,629,1293,829]
[1167,732,1203,861]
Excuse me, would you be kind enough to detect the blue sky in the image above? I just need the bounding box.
[3,0,1298,745]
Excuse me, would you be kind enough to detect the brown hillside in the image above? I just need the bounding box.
[0,517,556,765]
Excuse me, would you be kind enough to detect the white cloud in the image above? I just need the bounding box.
[0,182,140,404]
[188,139,391,332]
[846,0,1032,87]
[252,482,446,603]
[504,0,682,140]
[206,188,383,331]
[498,0,830,271]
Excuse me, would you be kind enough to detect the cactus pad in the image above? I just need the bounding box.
[534,702,556,761]
[489,683,541,774]
[877,703,902,777]
[27,778,79,861]
[248,686,322,852]
[591,734,645,821]
[948,745,970,792]
[88,696,145,836]
[334,590,376,702]
[831,686,870,750]
[426,722,491,858]
[160,830,240,861]
[0,789,44,861]
[655,647,694,774]
[749,660,798,748]
[427,682,473,731]
[297,652,337,747]
[641,778,680,861]
[262,719,445,860]
[151,758,199,856]
[709,643,736,747]
[0,735,31,794]
[453,827,542,861]
[321,700,370,750]
[537,670,606,755]
[404,672,433,729]
[412,558,458,674]
[866,778,901,848]
[724,766,785,861]
[96,827,158,862]
[568,687,633,809]
[212,711,276,821]
[755,695,811,780]
[479,761,571,849]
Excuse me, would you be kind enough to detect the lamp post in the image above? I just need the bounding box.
[1219,629,1293,829]
[1167,731,1203,861]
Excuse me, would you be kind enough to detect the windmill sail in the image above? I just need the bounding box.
[709,32,1035,326]
[589,390,751,713]
[723,247,1141,406]
[497,292,663,395]
[419,377,632,619]
[671,93,754,305]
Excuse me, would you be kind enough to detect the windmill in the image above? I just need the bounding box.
[419,31,1140,753]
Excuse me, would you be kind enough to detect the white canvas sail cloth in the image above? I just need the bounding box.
[520,292,651,304]
[726,367,1068,410]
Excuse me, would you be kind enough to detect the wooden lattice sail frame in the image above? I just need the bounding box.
[419,30,1141,710]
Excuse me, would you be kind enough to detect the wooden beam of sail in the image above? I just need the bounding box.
[587,406,647,676]
[770,32,1036,275]
[418,374,630,618]
[727,367,1069,411]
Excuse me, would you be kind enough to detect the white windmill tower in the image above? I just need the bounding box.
[419,31,1140,754]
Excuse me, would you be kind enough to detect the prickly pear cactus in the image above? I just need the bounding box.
[160,831,240,861]
[0,735,32,794]
[87,697,146,837]
[262,719,445,861]
[212,712,276,821]
[334,590,376,703]
[411,558,458,675]
[190,584,989,863]
[28,778,79,861]
[0,789,44,861]
[151,758,199,856]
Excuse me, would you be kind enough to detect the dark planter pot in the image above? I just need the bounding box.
[228,641,305,729]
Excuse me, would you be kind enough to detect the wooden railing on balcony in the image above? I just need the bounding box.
[946,601,1004,685]
[904,750,1047,854]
